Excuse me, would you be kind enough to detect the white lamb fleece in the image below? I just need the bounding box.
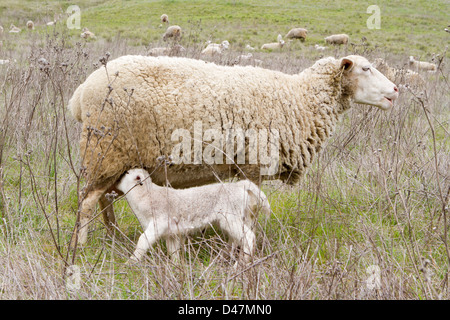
[68,54,398,245]
[116,168,271,262]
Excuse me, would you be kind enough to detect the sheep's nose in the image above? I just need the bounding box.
[394,85,399,93]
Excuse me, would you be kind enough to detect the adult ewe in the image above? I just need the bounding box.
[325,34,349,45]
[162,25,182,41]
[68,54,398,244]
[286,28,308,41]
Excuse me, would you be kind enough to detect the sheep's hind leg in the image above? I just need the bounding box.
[73,185,110,246]
[98,192,117,238]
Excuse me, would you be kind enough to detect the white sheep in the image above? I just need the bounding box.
[245,44,255,51]
[0,59,10,65]
[9,24,21,33]
[314,44,327,51]
[81,27,96,40]
[325,34,349,45]
[68,54,398,244]
[147,44,186,56]
[261,34,285,50]
[26,20,34,30]
[408,56,437,72]
[201,40,230,56]
[286,28,308,41]
[232,53,263,66]
[160,14,169,24]
[116,168,271,263]
[162,25,182,41]
[372,58,425,90]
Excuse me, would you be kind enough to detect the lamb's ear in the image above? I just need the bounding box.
[340,57,354,72]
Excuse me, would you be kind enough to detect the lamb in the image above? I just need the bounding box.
[148,44,186,56]
[9,24,21,33]
[231,53,263,66]
[162,25,182,41]
[81,27,96,40]
[286,28,308,41]
[261,34,285,50]
[325,34,349,45]
[372,58,425,90]
[160,14,169,24]
[68,54,398,245]
[201,40,230,56]
[26,20,34,30]
[314,44,327,51]
[408,56,437,72]
[116,168,271,262]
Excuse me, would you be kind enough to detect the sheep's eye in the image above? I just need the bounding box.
[136,175,141,180]
[362,66,370,72]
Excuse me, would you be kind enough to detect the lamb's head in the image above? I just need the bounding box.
[116,168,151,194]
[340,55,399,110]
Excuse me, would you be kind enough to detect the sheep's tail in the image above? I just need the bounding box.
[67,83,84,122]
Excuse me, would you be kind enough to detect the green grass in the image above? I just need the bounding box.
[1,0,448,55]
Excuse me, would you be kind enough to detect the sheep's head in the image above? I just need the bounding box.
[341,55,398,110]
[116,168,151,193]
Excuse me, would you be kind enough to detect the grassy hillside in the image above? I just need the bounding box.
[0,0,448,56]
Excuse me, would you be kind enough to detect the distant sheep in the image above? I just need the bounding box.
[68,54,398,244]
[117,168,271,262]
[261,34,285,50]
[148,44,186,56]
[286,28,308,41]
[81,27,96,40]
[325,34,349,45]
[201,40,229,56]
[26,20,34,30]
[9,24,21,33]
[232,53,263,66]
[160,14,169,24]
[0,26,3,35]
[315,44,327,51]
[408,56,437,72]
[162,25,182,41]
[373,58,425,90]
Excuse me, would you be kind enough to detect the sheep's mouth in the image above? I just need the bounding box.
[384,97,393,106]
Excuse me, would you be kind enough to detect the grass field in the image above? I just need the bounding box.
[0,0,449,300]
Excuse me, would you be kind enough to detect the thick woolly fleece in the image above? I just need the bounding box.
[69,55,354,189]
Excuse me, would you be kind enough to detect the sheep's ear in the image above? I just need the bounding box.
[340,57,354,71]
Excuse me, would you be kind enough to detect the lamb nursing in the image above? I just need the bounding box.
[68,54,398,245]
[116,169,271,262]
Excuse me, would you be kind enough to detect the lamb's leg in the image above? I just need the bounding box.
[222,218,256,263]
[166,235,184,262]
[98,193,117,237]
[129,218,167,262]
[74,185,109,246]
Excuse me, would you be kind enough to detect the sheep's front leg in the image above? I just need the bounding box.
[129,218,168,262]
[222,218,256,263]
